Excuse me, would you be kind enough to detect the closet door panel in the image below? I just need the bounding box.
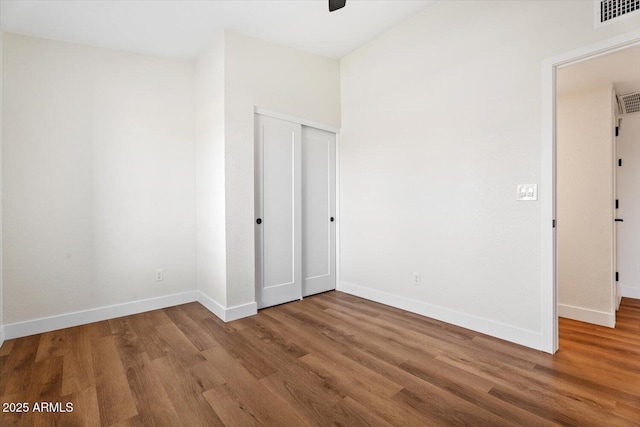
[255,114,302,308]
[302,126,336,296]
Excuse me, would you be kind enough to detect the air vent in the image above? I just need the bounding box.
[618,93,640,115]
[599,0,640,23]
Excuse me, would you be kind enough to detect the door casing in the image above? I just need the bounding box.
[541,31,640,354]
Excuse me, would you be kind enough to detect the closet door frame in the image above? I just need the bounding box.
[254,107,340,307]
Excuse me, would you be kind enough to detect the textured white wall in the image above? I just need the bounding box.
[339,0,640,347]
[557,87,614,320]
[618,114,640,298]
[2,34,196,323]
[224,31,340,307]
[196,32,227,306]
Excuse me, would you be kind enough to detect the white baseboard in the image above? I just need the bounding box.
[196,291,257,322]
[226,301,258,321]
[3,290,259,340]
[197,291,226,320]
[4,291,199,340]
[558,303,615,327]
[621,286,640,299]
[338,281,543,351]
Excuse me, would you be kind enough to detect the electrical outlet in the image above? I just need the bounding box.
[155,269,164,282]
[413,272,421,286]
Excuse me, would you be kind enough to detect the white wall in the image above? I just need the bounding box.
[223,31,340,308]
[2,34,196,325]
[1,29,341,331]
[557,87,615,326]
[196,31,227,307]
[339,0,640,350]
[618,113,640,299]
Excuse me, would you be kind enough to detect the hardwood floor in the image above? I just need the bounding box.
[1,292,639,426]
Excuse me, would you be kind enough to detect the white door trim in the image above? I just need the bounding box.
[254,107,339,134]
[541,29,640,354]
[335,132,342,292]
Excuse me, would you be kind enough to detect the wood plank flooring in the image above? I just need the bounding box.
[1,292,639,426]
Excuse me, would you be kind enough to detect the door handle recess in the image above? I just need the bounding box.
[256,218,262,224]
[330,217,335,222]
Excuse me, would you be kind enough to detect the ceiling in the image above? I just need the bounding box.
[557,44,640,97]
[0,0,435,60]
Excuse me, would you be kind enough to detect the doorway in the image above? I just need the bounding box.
[542,34,640,354]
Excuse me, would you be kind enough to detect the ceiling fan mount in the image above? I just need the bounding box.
[329,0,347,12]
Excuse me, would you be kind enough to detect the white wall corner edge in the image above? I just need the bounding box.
[621,286,640,299]
[3,291,200,340]
[338,281,544,351]
[558,303,616,328]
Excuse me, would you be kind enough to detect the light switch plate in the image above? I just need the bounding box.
[517,184,537,201]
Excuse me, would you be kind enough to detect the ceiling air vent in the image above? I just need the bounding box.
[599,0,640,23]
[618,92,640,115]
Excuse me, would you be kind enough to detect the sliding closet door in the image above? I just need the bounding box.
[302,126,336,296]
[255,114,302,309]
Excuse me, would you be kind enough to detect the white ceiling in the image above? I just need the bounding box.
[557,44,640,97]
[0,0,435,60]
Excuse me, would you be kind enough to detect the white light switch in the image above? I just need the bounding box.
[517,184,537,201]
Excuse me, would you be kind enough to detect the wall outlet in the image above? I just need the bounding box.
[413,272,421,286]
[155,269,164,282]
